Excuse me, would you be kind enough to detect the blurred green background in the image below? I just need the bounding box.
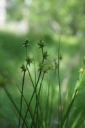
[0,0,85,127]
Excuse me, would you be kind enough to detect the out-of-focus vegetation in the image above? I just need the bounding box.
[0,0,85,128]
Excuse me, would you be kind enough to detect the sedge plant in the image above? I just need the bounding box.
[2,38,85,128]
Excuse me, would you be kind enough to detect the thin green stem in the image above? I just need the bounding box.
[26,65,34,87]
[26,64,42,119]
[22,48,44,128]
[22,68,43,128]
[4,87,28,128]
[33,58,37,85]
[45,82,50,128]
[38,72,45,96]
[22,47,44,128]
[62,70,85,127]
[48,86,54,127]
[62,89,78,127]
[58,36,62,128]
[16,84,35,122]
[18,71,26,128]
[31,73,45,128]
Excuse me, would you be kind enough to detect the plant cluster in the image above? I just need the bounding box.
[2,39,85,128]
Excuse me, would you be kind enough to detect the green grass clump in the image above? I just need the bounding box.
[2,38,85,128]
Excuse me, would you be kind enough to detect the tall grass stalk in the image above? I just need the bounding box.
[62,69,85,127]
[57,36,62,127]
[18,70,26,128]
